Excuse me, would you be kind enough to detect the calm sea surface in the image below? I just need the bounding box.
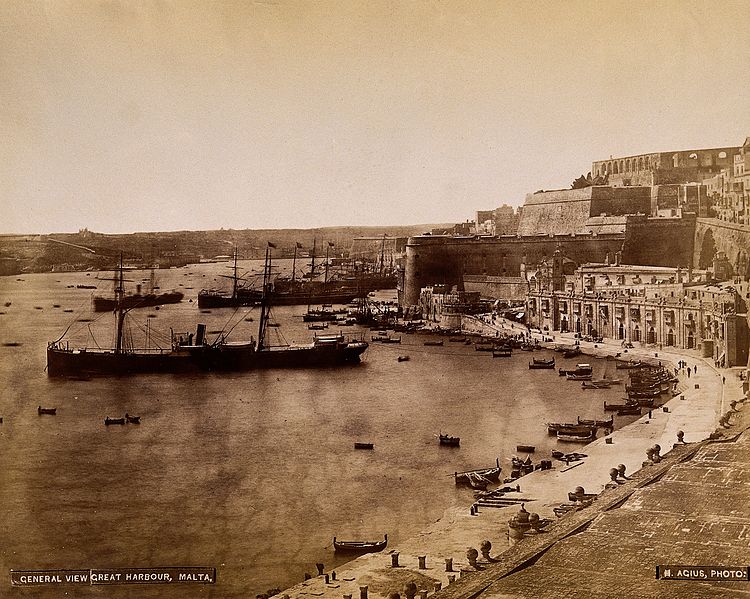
[0,261,632,598]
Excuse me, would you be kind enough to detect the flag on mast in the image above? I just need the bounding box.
[267,242,277,248]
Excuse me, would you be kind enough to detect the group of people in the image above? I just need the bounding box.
[675,359,697,378]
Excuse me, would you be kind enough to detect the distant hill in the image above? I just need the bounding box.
[0,225,449,274]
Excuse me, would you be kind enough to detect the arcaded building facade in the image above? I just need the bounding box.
[525,257,749,367]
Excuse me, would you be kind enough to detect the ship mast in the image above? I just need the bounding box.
[379,233,386,276]
[232,247,238,299]
[257,244,273,351]
[115,253,126,354]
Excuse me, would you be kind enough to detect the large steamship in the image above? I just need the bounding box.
[46,247,368,377]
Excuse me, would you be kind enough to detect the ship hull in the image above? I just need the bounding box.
[93,292,184,312]
[46,342,367,377]
[197,289,359,309]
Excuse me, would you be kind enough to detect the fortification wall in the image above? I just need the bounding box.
[695,219,750,278]
[621,214,697,268]
[402,234,627,305]
[517,189,592,236]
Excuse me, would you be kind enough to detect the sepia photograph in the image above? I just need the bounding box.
[1,1,749,597]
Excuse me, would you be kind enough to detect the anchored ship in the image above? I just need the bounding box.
[47,248,368,377]
[92,269,183,312]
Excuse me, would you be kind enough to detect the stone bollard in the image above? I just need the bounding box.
[332,572,337,581]
[324,574,330,584]
[677,430,685,443]
[445,557,454,572]
[663,406,669,413]
[466,547,479,568]
[479,540,492,562]
[609,468,619,482]
[651,444,661,462]
[528,512,541,531]
[305,573,312,580]
[316,563,325,576]
[617,464,627,478]
[433,582,442,592]
[404,581,417,599]
[447,575,456,584]
[605,437,613,444]
[418,556,426,569]
[694,383,699,389]
[360,587,368,599]
[391,552,400,568]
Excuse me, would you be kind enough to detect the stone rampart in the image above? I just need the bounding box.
[695,218,750,278]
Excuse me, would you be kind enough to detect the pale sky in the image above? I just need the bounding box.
[1,0,749,234]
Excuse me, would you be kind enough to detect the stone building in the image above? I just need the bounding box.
[591,145,739,188]
[705,136,750,226]
[419,285,481,328]
[525,253,749,367]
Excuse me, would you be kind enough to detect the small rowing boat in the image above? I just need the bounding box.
[577,415,613,428]
[354,442,374,450]
[333,534,387,554]
[104,416,126,425]
[439,433,460,447]
[37,406,57,415]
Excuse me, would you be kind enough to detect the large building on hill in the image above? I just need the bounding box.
[591,145,739,187]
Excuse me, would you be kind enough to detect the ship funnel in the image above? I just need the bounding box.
[196,324,206,346]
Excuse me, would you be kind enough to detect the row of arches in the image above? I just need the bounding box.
[563,315,696,349]
[595,155,652,178]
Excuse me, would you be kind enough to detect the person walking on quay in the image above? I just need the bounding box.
[687,367,691,378]
[694,364,698,373]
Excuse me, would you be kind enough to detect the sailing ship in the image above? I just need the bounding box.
[47,248,368,377]
[197,243,359,308]
[92,268,183,311]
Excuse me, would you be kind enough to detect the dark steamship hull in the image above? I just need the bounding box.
[93,292,184,312]
[197,289,358,308]
[47,341,368,377]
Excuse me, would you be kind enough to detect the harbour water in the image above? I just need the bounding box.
[0,263,634,598]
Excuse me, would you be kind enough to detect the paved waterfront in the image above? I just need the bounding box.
[274,317,749,599]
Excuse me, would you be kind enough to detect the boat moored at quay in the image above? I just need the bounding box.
[46,249,368,377]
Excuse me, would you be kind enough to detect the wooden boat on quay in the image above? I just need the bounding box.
[439,433,460,447]
[529,358,555,369]
[547,422,596,436]
[104,416,126,425]
[577,415,614,428]
[37,406,57,415]
[567,372,593,381]
[354,442,374,450]
[582,380,610,389]
[604,401,637,411]
[615,360,647,369]
[627,388,661,399]
[333,534,387,554]
[454,458,502,486]
[557,430,596,442]
[559,363,593,377]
